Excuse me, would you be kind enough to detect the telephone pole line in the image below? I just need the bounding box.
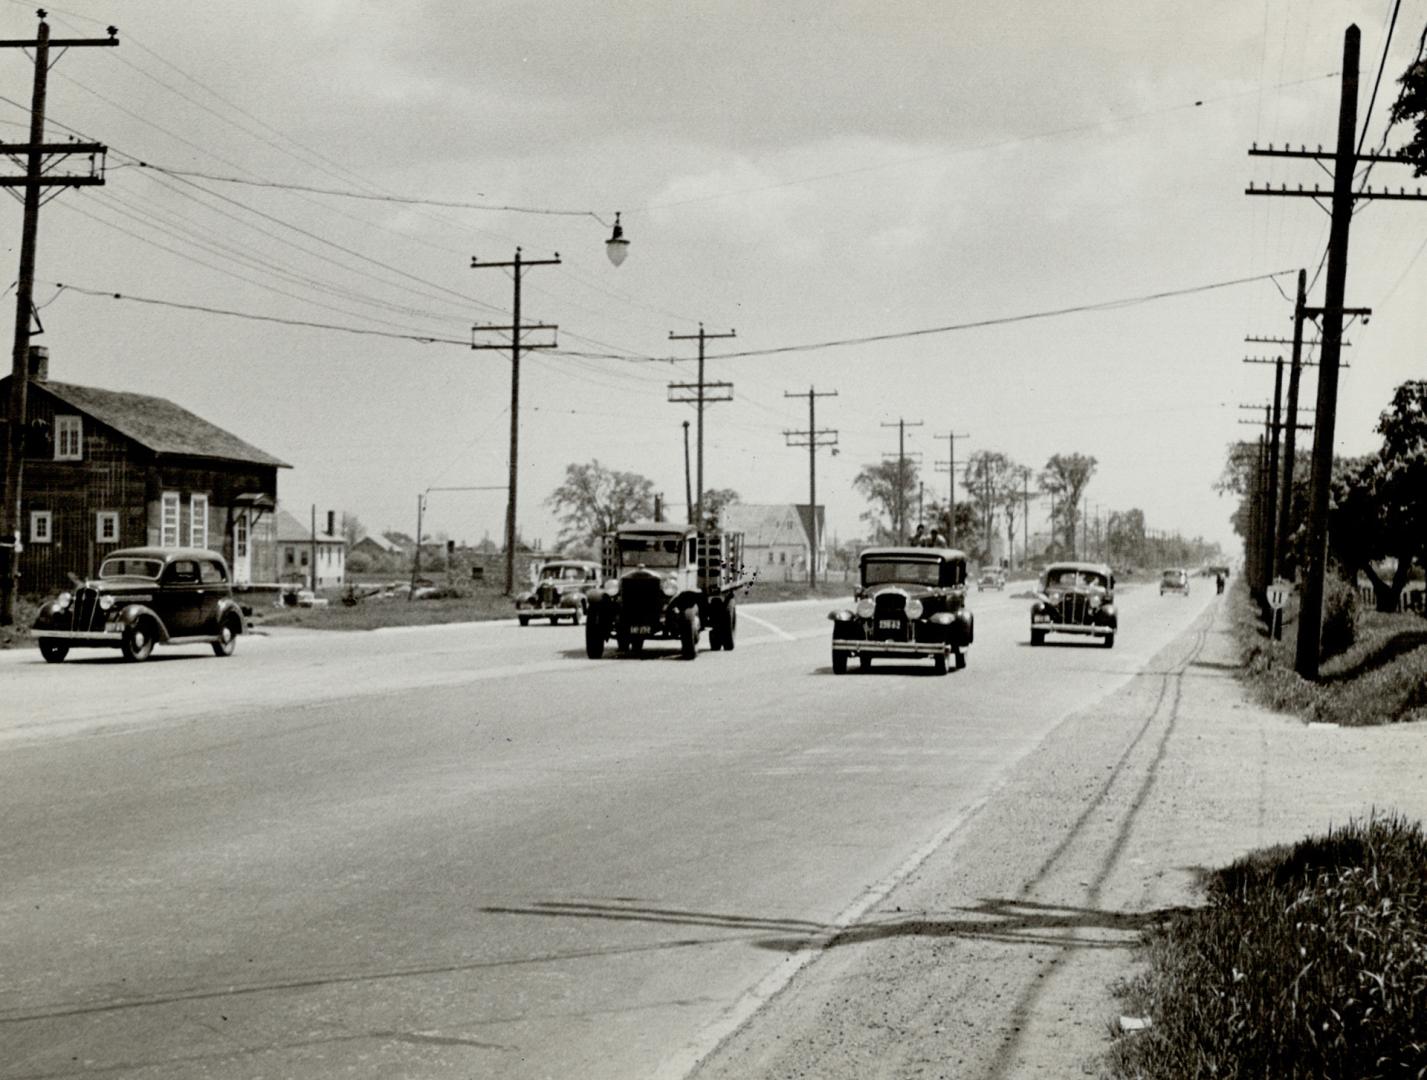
[783,387,838,588]
[0,13,117,625]
[668,324,735,530]
[471,247,560,594]
[932,430,969,545]
[682,420,693,523]
[1246,22,1427,679]
[880,418,923,544]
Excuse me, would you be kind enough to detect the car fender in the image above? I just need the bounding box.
[117,603,171,641]
[216,597,245,631]
[955,609,974,645]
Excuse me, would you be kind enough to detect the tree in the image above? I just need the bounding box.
[339,512,364,548]
[1038,453,1098,556]
[924,498,979,552]
[854,458,918,543]
[1390,54,1427,174]
[701,487,740,530]
[546,460,656,550]
[1328,382,1427,610]
[1001,464,1034,568]
[1105,508,1147,568]
[962,450,1017,565]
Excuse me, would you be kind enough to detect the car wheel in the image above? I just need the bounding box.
[933,653,948,676]
[571,605,582,626]
[211,615,239,657]
[584,616,605,659]
[859,654,872,671]
[39,641,68,663]
[680,609,699,659]
[955,649,967,670]
[122,621,154,662]
[519,615,531,626]
[550,615,560,625]
[832,649,847,674]
[1104,632,1116,649]
[1030,629,1045,647]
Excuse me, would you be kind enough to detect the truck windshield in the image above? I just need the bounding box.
[618,536,682,568]
[863,560,941,586]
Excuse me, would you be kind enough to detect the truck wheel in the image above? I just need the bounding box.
[584,616,605,659]
[723,598,737,651]
[680,609,699,659]
[122,620,155,662]
[1030,629,1045,647]
[39,641,68,663]
[832,649,847,674]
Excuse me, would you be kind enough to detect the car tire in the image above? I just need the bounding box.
[584,616,605,659]
[571,605,582,626]
[1104,632,1116,649]
[550,615,560,625]
[122,620,155,662]
[39,641,68,663]
[519,615,531,626]
[1030,629,1045,647]
[832,649,847,674]
[211,615,239,657]
[859,654,872,671]
[680,609,699,660]
[955,649,967,670]
[934,653,948,676]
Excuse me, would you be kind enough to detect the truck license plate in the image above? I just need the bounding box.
[630,625,652,635]
[878,619,901,630]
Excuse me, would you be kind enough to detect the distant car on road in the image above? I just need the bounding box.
[31,547,246,663]
[977,568,1006,591]
[1160,568,1190,597]
[1030,561,1117,648]
[515,559,600,625]
[829,546,974,674]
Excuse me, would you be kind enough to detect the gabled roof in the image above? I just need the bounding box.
[23,379,289,468]
[352,534,401,553]
[273,508,343,544]
[721,503,823,547]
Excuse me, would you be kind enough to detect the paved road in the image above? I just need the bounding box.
[0,580,1215,1079]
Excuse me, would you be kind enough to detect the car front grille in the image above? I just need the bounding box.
[1054,592,1091,624]
[72,587,102,631]
[538,583,558,607]
[872,592,909,640]
[619,575,664,617]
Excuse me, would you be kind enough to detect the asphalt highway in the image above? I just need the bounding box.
[0,579,1216,1079]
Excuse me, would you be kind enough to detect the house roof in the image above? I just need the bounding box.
[352,534,401,553]
[273,508,343,544]
[721,503,824,547]
[24,379,290,468]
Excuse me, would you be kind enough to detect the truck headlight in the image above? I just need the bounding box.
[660,575,678,597]
[603,578,620,597]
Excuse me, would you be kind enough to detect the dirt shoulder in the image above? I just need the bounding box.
[691,593,1427,1079]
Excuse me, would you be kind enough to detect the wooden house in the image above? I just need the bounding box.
[273,508,346,589]
[2,347,289,594]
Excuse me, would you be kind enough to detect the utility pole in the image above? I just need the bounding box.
[880,418,923,544]
[682,420,693,524]
[932,430,969,545]
[0,14,117,625]
[783,386,837,588]
[1246,24,1427,679]
[668,324,735,530]
[1023,471,1031,565]
[471,247,561,594]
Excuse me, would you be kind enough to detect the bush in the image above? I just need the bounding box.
[1110,814,1427,1080]
[1320,573,1361,660]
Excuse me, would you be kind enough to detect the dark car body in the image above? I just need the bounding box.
[828,547,974,674]
[514,559,600,624]
[31,547,246,663]
[1159,568,1190,596]
[977,568,1006,591]
[1030,561,1117,647]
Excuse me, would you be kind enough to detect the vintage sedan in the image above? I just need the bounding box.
[32,547,246,662]
[1030,561,1117,647]
[828,547,974,675]
[514,559,600,625]
[1160,567,1190,596]
[977,567,1006,591]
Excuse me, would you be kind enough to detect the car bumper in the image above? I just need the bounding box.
[33,629,123,644]
[832,638,954,656]
[1032,622,1112,637]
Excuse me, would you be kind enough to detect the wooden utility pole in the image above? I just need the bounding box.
[471,247,560,594]
[668,324,735,530]
[932,430,969,545]
[783,386,837,587]
[0,14,116,624]
[682,420,693,524]
[880,418,922,544]
[1247,24,1427,678]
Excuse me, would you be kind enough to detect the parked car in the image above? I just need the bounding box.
[31,547,246,662]
[828,546,974,674]
[1030,561,1117,647]
[977,568,1006,591]
[515,559,600,625]
[1160,568,1190,596]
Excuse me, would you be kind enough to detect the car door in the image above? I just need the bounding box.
[160,558,206,636]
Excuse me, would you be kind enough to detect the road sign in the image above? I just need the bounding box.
[1267,579,1292,609]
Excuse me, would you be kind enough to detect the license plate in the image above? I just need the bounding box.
[630,625,652,635]
[878,619,901,630]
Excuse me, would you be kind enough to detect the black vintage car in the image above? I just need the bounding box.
[828,547,974,675]
[31,547,247,662]
[1029,561,1117,647]
[514,559,600,625]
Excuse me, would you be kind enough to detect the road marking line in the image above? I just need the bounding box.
[736,611,797,641]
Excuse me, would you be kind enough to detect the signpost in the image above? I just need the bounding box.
[1267,578,1292,640]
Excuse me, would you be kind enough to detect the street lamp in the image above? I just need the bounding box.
[605,211,629,267]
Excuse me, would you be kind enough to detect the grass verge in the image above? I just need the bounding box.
[1107,814,1427,1080]
[1233,585,1427,726]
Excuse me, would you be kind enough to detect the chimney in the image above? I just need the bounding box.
[27,345,48,383]
[327,510,335,537]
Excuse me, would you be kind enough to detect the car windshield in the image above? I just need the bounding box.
[1162,570,1184,583]
[99,557,163,580]
[1047,568,1108,590]
[540,565,589,581]
[618,536,682,568]
[863,560,942,586]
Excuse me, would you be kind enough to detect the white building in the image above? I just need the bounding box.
[273,508,346,589]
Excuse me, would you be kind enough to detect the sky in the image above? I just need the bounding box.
[4,0,1426,557]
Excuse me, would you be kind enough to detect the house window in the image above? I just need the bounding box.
[160,491,180,547]
[301,550,309,567]
[54,415,82,461]
[189,493,209,549]
[234,512,248,559]
[29,510,52,543]
[96,511,118,543]
[285,548,295,567]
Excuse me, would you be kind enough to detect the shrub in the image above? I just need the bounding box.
[1320,573,1360,660]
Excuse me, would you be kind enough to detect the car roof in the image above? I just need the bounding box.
[861,546,967,560]
[541,559,598,568]
[1044,561,1113,575]
[104,547,228,564]
[615,521,696,537]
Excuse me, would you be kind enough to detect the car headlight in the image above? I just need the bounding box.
[98,594,114,611]
[855,598,875,618]
[1088,595,1102,610]
[1048,591,1063,605]
[904,598,923,619]
[603,578,620,597]
[55,591,71,611]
